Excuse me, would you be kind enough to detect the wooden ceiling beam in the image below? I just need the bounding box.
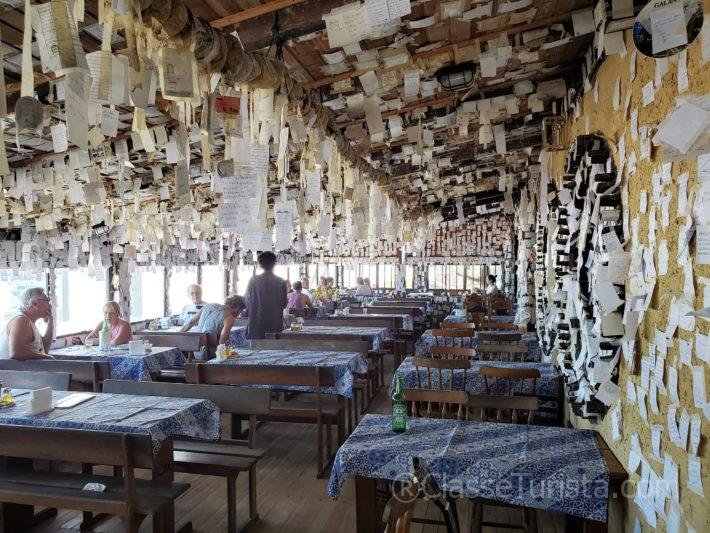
[210,0,307,29]
[224,0,345,51]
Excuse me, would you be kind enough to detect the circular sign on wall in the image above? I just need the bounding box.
[632,0,704,58]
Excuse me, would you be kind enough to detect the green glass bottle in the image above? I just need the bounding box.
[102,319,109,332]
[392,373,406,433]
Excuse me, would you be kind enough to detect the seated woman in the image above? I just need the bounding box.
[181,295,246,359]
[176,284,206,326]
[287,281,313,311]
[485,275,499,296]
[85,302,133,346]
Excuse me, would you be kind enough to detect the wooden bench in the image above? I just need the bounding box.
[0,369,71,391]
[135,332,208,382]
[0,360,108,391]
[250,338,370,429]
[187,363,345,478]
[103,380,269,533]
[0,425,187,533]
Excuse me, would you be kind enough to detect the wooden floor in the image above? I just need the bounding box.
[34,356,566,533]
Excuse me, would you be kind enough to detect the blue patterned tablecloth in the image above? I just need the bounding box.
[0,390,220,454]
[49,345,187,381]
[415,330,541,362]
[443,314,516,324]
[280,326,391,352]
[207,349,368,398]
[327,415,609,522]
[228,326,249,347]
[392,358,559,397]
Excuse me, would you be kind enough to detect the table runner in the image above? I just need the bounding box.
[327,414,609,522]
[207,348,368,398]
[0,390,220,453]
[50,345,186,381]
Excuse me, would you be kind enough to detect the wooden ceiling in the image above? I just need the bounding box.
[1,0,597,224]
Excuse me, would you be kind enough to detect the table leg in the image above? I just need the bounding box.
[355,476,385,533]
[152,441,176,533]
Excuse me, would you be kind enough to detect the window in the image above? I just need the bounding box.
[467,265,484,290]
[201,264,225,302]
[235,264,255,295]
[0,273,48,326]
[130,266,165,321]
[405,265,414,289]
[54,268,108,335]
[342,264,358,288]
[377,264,396,289]
[427,265,465,290]
[168,267,198,315]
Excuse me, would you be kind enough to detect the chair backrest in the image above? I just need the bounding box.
[410,357,469,391]
[404,388,469,420]
[475,343,527,362]
[382,479,419,533]
[477,322,519,331]
[102,379,271,416]
[476,331,522,343]
[269,331,373,348]
[480,366,540,396]
[428,346,477,359]
[467,394,539,424]
[0,424,154,469]
[430,329,475,348]
[488,293,513,315]
[250,338,369,356]
[186,363,336,389]
[0,369,72,391]
[0,359,108,391]
[136,333,204,353]
[367,306,419,317]
[464,293,486,313]
[440,322,476,330]
[289,309,307,319]
[468,312,485,327]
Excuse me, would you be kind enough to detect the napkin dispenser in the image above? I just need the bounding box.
[26,387,53,415]
[128,340,146,355]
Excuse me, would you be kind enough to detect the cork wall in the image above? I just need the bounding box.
[543,15,710,533]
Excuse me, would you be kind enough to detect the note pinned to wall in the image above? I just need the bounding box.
[32,0,87,73]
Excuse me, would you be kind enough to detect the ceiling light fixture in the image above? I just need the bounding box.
[435,62,476,91]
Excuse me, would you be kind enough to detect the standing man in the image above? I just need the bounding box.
[0,287,54,360]
[245,252,288,339]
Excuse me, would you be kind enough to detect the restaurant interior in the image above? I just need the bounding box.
[0,0,708,531]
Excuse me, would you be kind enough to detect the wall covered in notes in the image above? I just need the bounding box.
[543,26,709,533]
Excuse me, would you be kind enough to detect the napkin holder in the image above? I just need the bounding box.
[128,340,146,355]
[26,387,53,415]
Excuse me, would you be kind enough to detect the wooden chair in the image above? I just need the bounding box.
[430,329,476,348]
[405,357,470,419]
[250,338,370,429]
[475,344,527,362]
[476,331,522,344]
[103,380,270,532]
[480,366,540,399]
[0,369,71,391]
[440,322,476,330]
[136,333,206,382]
[0,425,188,533]
[187,363,345,478]
[477,322,519,331]
[382,478,419,533]
[428,346,477,359]
[289,309,307,319]
[465,395,540,533]
[0,360,108,391]
[488,293,513,316]
[467,312,485,327]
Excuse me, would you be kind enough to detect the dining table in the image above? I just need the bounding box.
[0,389,220,532]
[49,344,187,381]
[207,348,369,399]
[415,329,542,362]
[136,324,250,347]
[278,325,392,352]
[328,414,626,532]
[392,357,561,398]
